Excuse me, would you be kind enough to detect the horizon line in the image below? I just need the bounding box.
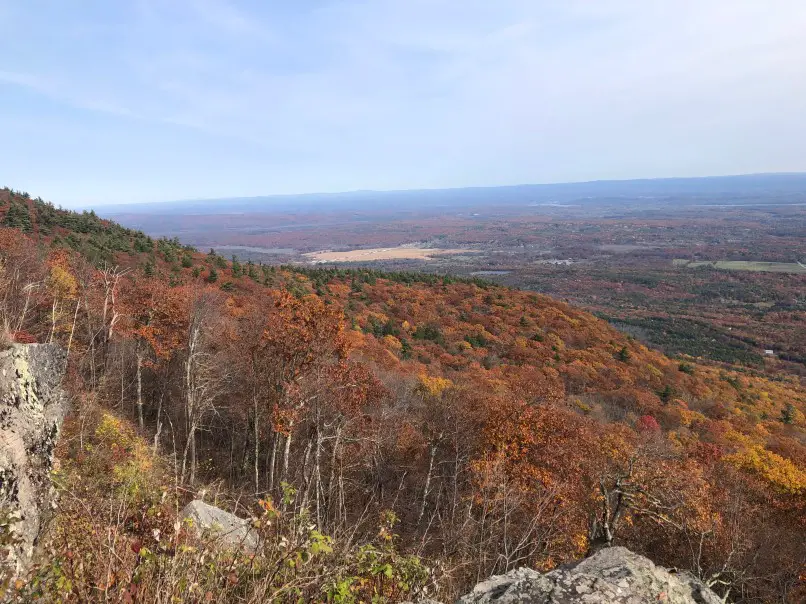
[69,170,806,211]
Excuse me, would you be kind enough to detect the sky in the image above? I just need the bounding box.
[2,1,806,207]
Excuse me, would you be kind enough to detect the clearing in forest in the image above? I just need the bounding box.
[673,259,806,273]
[305,246,471,263]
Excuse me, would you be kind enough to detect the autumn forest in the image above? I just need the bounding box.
[1,187,804,603]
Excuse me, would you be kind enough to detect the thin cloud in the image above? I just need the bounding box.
[1,1,806,204]
[186,0,269,37]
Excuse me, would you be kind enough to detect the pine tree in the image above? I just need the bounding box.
[781,403,796,425]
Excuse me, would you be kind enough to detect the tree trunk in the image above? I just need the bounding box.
[181,423,197,487]
[313,423,322,526]
[268,433,278,493]
[152,396,163,455]
[136,350,144,432]
[66,297,80,357]
[85,298,98,387]
[282,428,293,483]
[17,285,33,332]
[418,442,437,526]
[190,427,197,486]
[49,299,58,343]
[253,398,260,495]
[327,426,342,504]
[183,332,196,486]
[327,426,344,527]
[300,438,313,511]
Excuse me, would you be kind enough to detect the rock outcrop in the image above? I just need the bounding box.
[0,344,67,577]
[181,500,259,552]
[455,547,724,603]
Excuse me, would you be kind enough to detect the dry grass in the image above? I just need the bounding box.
[0,321,13,350]
[673,259,806,274]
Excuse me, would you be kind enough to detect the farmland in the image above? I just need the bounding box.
[673,259,806,273]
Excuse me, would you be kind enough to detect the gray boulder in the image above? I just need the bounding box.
[0,344,67,577]
[181,500,258,552]
[456,547,724,604]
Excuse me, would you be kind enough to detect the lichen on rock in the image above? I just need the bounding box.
[0,344,67,579]
[454,547,725,604]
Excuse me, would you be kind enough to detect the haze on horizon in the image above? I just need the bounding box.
[2,1,806,208]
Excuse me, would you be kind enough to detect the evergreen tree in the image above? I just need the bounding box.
[658,385,674,403]
[781,403,796,425]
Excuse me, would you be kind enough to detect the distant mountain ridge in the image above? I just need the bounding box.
[97,172,806,215]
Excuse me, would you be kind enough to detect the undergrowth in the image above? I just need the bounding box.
[5,405,435,603]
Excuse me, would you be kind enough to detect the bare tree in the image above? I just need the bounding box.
[588,454,684,555]
[99,265,128,346]
[180,291,229,486]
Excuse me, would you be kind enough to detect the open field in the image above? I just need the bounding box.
[304,246,471,263]
[673,259,806,273]
[599,244,663,253]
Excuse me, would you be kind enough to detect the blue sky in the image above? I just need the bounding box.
[2,1,806,207]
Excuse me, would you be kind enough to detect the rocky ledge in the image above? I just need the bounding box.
[453,546,724,604]
[0,344,67,578]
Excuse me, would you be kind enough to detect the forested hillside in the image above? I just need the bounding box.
[1,188,804,602]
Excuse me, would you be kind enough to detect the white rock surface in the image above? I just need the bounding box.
[0,344,67,577]
[181,500,258,552]
[455,547,724,604]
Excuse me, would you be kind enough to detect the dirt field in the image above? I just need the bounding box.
[305,246,470,263]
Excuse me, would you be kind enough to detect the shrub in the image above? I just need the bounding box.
[16,452,435,603]
[636,414,661,433]
[412,324,444,345]
[657,385,674,403]
[678,362,695,374]
[0,507,22,597]
[0,324,13,350]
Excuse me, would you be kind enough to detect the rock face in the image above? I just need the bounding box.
[181,500,259,552]
[456,547,724,604]
[0,344,67,577]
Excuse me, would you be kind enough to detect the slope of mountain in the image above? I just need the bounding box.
[0,187,804,602]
